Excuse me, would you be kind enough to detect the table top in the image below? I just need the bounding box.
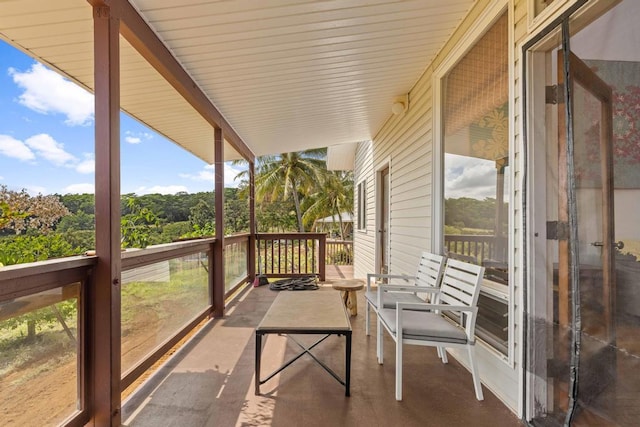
[257,290,351,332]
[332,279,364,291]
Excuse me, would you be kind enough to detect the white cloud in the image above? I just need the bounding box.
[9,63,94,126]
[0,176,4,180]
[134,185,189,195]
[444,154,496,200]
[64,183,95,194]
[124,131,152,144]
[179,164,245,188]
[25,133,77,166]
[125,136,141,144]
[25,185,47,196]
[0,134,35,161]
[75,153,95,174]
[1,133,94,173]
[180,164,214,181]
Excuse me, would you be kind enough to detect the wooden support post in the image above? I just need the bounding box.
[213,128,225,317]
[248,161,256,281]
[92,5,121,426]
[318,233,327,281]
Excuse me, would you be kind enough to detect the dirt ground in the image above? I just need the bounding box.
[0,306,199,427]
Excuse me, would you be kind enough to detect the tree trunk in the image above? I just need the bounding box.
[337,211,345,240]
[292,187,304,232]
[27,320,36,341]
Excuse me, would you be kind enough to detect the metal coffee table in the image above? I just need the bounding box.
[255,290,352,396]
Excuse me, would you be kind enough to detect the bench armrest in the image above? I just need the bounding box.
[377,285,439,308]
[395,302,478,315]
[378,284,439,293]
[366,273,415,291]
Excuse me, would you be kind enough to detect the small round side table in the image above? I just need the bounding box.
[332,279,365,316]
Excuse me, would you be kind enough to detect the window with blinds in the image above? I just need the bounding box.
[441,12,510,356]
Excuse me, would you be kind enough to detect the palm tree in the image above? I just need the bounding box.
[252,149,327,232]
[303,170,354,240]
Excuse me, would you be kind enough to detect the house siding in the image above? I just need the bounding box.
[354,140,375,279]
[353,0,529,415]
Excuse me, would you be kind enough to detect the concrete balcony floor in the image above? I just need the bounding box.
[122,274,521,427]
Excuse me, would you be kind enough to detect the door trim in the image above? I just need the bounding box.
[374,158,391,275]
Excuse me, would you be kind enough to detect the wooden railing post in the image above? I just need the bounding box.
[92,5,122,426]
[318,234,326,281]
[248,161,256,281]
[213,127,225,317]
[208,240,215,316]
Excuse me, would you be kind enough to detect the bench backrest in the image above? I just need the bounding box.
[414,252,445,301]
[437,258,485,338]
[414,251,446,287]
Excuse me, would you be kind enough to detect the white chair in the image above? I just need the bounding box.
[364,251,445,338]
[377,258,485,401]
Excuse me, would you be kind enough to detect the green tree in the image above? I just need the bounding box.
[189,199,215,230]
[58,193,95,215]
[252,149,327,232]
[57,211,95,232]
[0,234,77,266]
[121,197,160,248]
[160,221,192,242]
[303,170,354,239]
[256,196,297,232]
[444,197,496,231]
[224,188,249,234]
[0,234,79,341]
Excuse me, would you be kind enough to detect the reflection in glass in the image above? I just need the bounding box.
[121,252,209,374]
[0,285,80,425]
[441,13,509,355]
[225,240,248,293]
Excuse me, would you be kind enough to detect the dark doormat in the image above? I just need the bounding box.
[268,276,319,291]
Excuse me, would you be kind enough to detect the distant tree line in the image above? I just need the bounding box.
[1,149,356,266]
[444,197,498,233]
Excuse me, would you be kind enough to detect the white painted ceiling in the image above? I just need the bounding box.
[0,0,475,162]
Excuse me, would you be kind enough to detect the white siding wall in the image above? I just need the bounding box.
[353,58,435,280]
[353,0,531,415]
[354,140,375,279]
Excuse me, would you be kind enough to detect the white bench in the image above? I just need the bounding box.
[377,258,485,401]
[365,252,445,339]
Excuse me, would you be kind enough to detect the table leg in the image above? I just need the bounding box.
[348,291,358,316]
[346,331,352,396]
[341,290,357,316]
[255,332,262,395]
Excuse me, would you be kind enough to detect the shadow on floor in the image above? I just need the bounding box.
[122,285,521,427]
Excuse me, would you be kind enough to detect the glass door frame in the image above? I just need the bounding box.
[521,0,619,421]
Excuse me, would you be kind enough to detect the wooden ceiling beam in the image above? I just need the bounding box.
[89,0,255,162]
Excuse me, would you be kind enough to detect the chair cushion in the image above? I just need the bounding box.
[378,308,468,344]
[365,290,424,309]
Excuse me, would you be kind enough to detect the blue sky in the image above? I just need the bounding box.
[0,40,244,196]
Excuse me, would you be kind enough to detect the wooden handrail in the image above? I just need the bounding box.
[121,239,214,271]
[0,256,96,301]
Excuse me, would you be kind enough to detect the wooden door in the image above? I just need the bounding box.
[555,50,615,406]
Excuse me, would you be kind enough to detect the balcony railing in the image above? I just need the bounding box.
[444,234,507,265]
[256,233,326,281]
[326,239,353,265]
[0,256,95,426]
[0,233,257,426]
[0,232,324,426]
